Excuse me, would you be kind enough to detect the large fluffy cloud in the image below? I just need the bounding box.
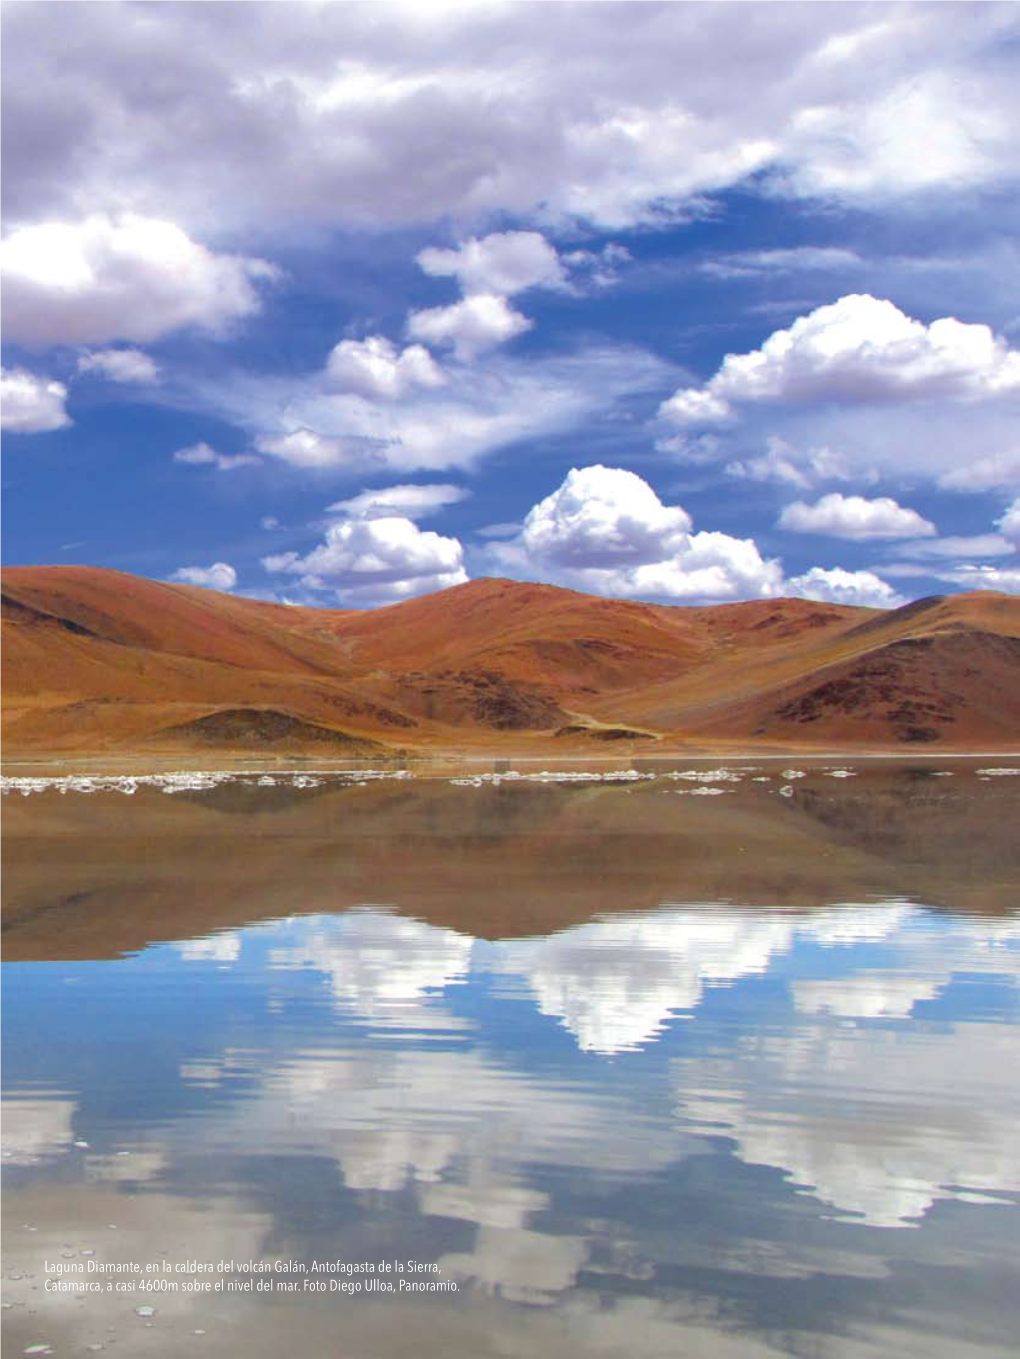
[520,465,692,570]
[0,213,275,346]
[778,492,935,541]
[263,515,467,605]
[489,465,911,607]
[493,466,785,602]
[661,294,1020,427]
[786,566,905,609]
[169,562,238,591]
[406,294,532,359]
[3,5,1015,233]
[0,365,70,432]
[324,336,446,400]
[417,231,566,296]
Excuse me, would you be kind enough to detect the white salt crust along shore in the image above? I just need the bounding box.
[4,763,1018,797]
[0,769,413,797]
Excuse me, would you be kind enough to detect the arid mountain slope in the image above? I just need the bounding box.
[3,566,357,675]
[3,566,1018,754]
[603,591,1020,747]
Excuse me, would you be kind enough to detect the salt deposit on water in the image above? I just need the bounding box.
[0,768,412,797]
[5,764,1012,798]
[450,769,656,787]
[666,769,744,783]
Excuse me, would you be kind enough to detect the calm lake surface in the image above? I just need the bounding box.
[3,760,1019,1357]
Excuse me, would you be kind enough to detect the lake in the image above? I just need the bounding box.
[2,759,1019,1357]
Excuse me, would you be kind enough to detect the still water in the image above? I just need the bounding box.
[3,761,1019,1357]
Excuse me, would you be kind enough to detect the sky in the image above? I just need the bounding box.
[2,0,1019,611]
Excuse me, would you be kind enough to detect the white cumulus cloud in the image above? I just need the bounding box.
[661,387,735,426]
[76,347,159,384]
[262,515,467,606]
[169,562,238,591]
[660,294,1020,426]
[326,483,467,521]
[997,499,1020,550]
[521,465,692,570]
[492,465,784,603]
[0,213,276,346]
[606,536,787,604]
[779,492,935,541]
[0,365,71,432]
[406,294,532,360]
[417,231,566,296]
[787,566,905,608]
[324,335,446,400]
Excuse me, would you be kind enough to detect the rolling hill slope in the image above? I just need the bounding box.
[3,566,1018,755]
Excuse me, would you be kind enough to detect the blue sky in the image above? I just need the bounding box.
[2,1,1019,609]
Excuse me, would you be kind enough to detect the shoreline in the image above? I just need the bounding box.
[4,748,1020,788]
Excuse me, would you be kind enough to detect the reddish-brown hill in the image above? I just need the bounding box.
[2,567,1018,755]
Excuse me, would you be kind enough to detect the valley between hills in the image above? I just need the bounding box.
[3,566,1019,760]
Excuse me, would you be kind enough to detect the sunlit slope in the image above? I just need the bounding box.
[3,567,1018,753]
[604,592,1020,746]
[1,568,411,752]
[285,578,869,730]
[302,576,716,688]
[2,566,359,675]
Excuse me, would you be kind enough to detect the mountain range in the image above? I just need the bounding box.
[3,566,1019,756]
